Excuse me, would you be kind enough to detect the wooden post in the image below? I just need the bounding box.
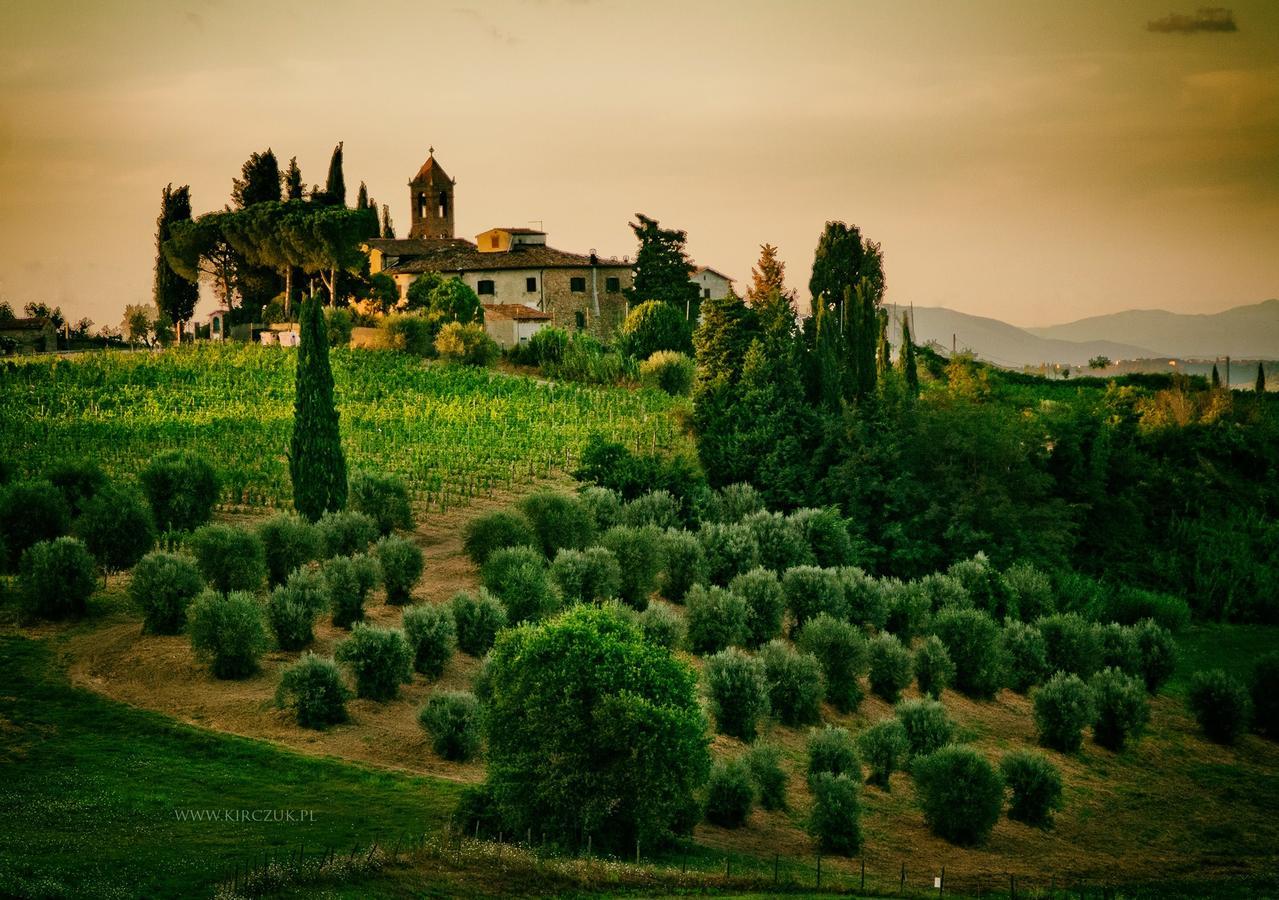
[901,861,906,891]
[774,853,779,884]
[861,857,865,890]
[940,865,945,896]
[816,853,821,888]
[636,839,640,865]
[1010,872,1015,899]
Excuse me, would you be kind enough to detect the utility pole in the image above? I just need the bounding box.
[1226,355,1231,388]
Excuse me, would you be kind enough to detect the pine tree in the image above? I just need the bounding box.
[898,313,919,398]
[626,213,700,313]
[1257,362,1266,394]
[231,149,281,208]
[290,294,348,521]
[154,184,199,342]
[746,243,791,307]
[381,204,396,239]
[1211,364,1221,388]
[323,142,346,206]
[284,156,304,201]
[809,221,885,332]
[691,291,759,485]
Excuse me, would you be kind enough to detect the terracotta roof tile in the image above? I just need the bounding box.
[369,238,630,274]
[483,303,553,322]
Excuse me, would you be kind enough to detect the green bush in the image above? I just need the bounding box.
[276,653,349,728]
[1104,585,1190,633]
[912,746,1004,846]
[685,584,749,654]
[698,522,760,586]
[727,568,783,650]
[917,572,970,612]
[519,491,595,559]
[782,566,847,634]
[267,567,329,650]
[526,326,568,367]
[1090,667,1149,751]
[639,350,695,396]
[188,589,268,679]
[789,507,854,569]
[1250,652,1279,739]
[577,486,623,532]
[659,529,707,603]
[462,510,537,566]
[257,513,322,587]
[948,553,1016,622]
[138,451,220,532]
[868,633,913,703]
[18,537,96,620]
[894,698,955,759]
[839,567,888,630]
[189,524,266,594]
[1132,618,1178,694]
[1187,669,1251,744]
[1001,620,1049,693]
[1037,613,1103,679]
[796,613,866,713]
[1033,672,1095,753]
[913,635,956,700]
[481,545,558,622]
[704,647,769,741]
[600,525,664,610]
[931,606,1004,698]
[402,602,457,678]
[1001,562,1055,622]
[335,623,413,700]
[705,483,765,524]
[349,472,413,535]
[324,307,354,347]
[0,479,70,569]
[743,511,813,574]
[704,758,754,828]
[807,725,859,783]
[551,546,622,605]
[1053,569,1107,618]
[317,510,379,558]
[435,321,499,366]
[419,691,482,761]
[1000,750,1062,829]
[620,490,682,530]
[382,311,436,356]
[639,602,684,649]
[619,300,692,360]
[1098,622,1141,676]
[881,578,932,642]
[74,483,155,571]
[322,553,380,629]
[760,640,824,726]
[375,534,424,605]
[130,551,205,634]
[744,743,787,810]
[808,773,862,855]
[46,459,107,516]
[859,719,908,790]
[450,589,508,656]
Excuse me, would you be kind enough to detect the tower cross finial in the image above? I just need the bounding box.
[429,145,434,156]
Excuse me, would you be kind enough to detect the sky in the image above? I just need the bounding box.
[1,0,1277,330]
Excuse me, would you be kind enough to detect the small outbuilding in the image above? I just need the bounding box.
[0,317,57,354]
[482,303,552,348]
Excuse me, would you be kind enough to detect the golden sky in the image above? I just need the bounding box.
[1,0,1277,328]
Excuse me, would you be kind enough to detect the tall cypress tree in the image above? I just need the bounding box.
[1257,362,1266,394]
[813,300,843,411]
[875,308,890,376]
[1211,364,1222,388]
[856,278,878,398]
[232,149,281,208]
[898,313,919,398]
[284,156,304,201]
[154,184,199,341]
[323,142,346,206]
[381,204,396,239]
[290,294,347,521]
[356,181,369,210]
[626,213,700,313]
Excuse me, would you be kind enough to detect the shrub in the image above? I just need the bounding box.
[0,479,70,568]
[743,511,813,574]
[335,623,413,700]
[324,307,354,346]
[705,483,765,524]
[620,490,682,530]
[419,691,482,761]
[685,584,749,654]
[868,633,914,703]
[551,546,622,605]
[948,553,1016,622]
[639,602,684,649]
[731,567,785,648]
[882,578,932,642]
[704,647,769,741]
[1033,672,1095,753]
[188,589,268,679]
[839,567,887,630]
[1132,619,1178,694]
[402,603,457,678]
[349,472,413,535]
[45,459,107,516]
[74,483,155,571]
[808,773,862,855]
[619,300,692,359]
[1187,669,1251,744]
[600,525,663,610]
[450,589,508,656]
[526,325,568,367]
[257,513,322,587]
[931,607,1004,698]
[782,566,847,634]
[807,725,859,783]
[436,321,500,366]
[462,510,537,566]
[130,551,204,634]
[18,537,96,620]
[519,492,596,559]
[796,613,866,713]
[1090,667,1149,751]
[322,553,380,629]
[188,524,266,594]
[913,635,956,700]
[577,486,623,532]
[912,746,1004,846]
[267,567,329,650]
[481,545,557,622]
[789,507,854,569]
[639,350,695,396]
[276,653,349,728]
[1054,569,1107,618]
[1098,622,1141,676]
[1251,652,1279,739]
[741,745,785,812]
[317,510,379,558]
[1000,750,1063,829]
[1037,613,1103,679]
[139,451,220,532]
[1001,562,1055,622]
[859,719,908,790]
[698,522,760,586]
[658,529,707,603]
[704,758,754,828]
[917,572,970,612]
[375,534,424,605]
[894,698,955,759]
[1001,620,1049,693]
[760,640,824,726]
[382,311,436,356]
[1105,585,1190,633]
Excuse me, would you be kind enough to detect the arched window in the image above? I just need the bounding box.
[438,191,449,217]
[418,193,428,218]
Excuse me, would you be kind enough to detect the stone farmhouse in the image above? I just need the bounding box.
[0,316,58,354]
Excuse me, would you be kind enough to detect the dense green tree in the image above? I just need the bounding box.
[745,243,792,308]
[898,313,919,397]
[232,149,282,209]
[1258,363,1267,394]
[290,294,347,521]
[381,204,396,239]
[626,213,699,314]
[321,141,346,206]
[153,184,199,340]
[1211,364,1221,388]
[284,156,304,201]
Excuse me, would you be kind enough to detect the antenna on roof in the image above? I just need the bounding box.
[530,220,543,232]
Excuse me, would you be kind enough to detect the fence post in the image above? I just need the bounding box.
[901,861,907,892]
[940,864,945,897]
[816,853,821,888]
[725,855,730,880]
[1010,872,1015,899]
[774,852,779,885]
[861,857,865,890]
[636,838,640,865]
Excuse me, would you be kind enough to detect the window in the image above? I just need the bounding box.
[477,280,495,296]
[703,288,711,299]
[575,311,586,331]
[418,193,428,218]
[490,234,500,248]
[526,277,537,293]
[605,276,620,292]
[438,192,449,217]
[570,277,586,293]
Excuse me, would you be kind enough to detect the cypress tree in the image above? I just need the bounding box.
[814,300,843,411]
[876,308,890,375]
[323,142,346,206]
[290,294,348,521]
[1257,362,1266,394]
[284,156,304,201]
[381,204,396,239]
[1211,364,1221,388]
[626,213,700,313]
[232,149,281,208]
[154,184,199,342]
[856,278,879,398]
[899,313,919,397]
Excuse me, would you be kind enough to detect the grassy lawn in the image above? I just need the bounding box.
[1166,624,1279,696]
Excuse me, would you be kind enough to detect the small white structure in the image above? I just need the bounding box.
[207,308,230,342]
[690,266,733,302]
[483,303,552,348]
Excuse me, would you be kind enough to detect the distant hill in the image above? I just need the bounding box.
[1026,299,1279,360]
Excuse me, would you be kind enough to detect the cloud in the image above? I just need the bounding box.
[1147,8,1237,34]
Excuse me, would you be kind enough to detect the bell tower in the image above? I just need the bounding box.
[408,147,455,240]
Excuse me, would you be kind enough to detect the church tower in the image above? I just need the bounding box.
[408,148,455,240]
